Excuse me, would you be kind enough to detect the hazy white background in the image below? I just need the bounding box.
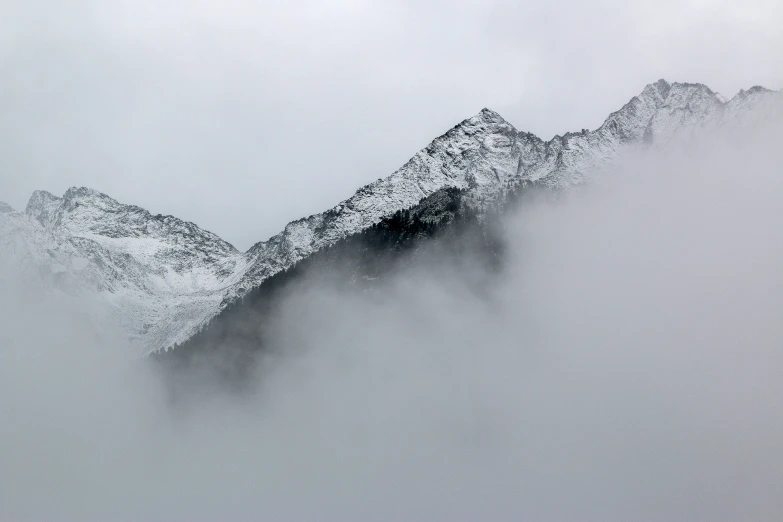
[2,0,782,249]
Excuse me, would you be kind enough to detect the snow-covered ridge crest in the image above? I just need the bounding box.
[2,79,781,355]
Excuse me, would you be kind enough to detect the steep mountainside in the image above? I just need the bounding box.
[1,188,250,351]
[155,182,527,380]
[2,80,780,355]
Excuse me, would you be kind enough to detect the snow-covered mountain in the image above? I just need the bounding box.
[2,80,780,355]
[1,188,250,351]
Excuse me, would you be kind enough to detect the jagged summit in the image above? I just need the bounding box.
[26,190,62,226]
[4,185,250,353]
[61,186,117,206]
[475,107,508,124]
[738,85,772,96]
[0,201,13,213]
[3,79,781,355]
[25,186,238,250]
[648,78,672,98]
[64,186,108,198]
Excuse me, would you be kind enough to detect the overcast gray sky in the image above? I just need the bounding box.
[2,0,782,250]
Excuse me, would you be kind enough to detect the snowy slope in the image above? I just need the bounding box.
[1,189,250,353]
[234,81,782,296]
[2,80,780,355]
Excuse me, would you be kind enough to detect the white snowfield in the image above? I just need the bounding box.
[1,80,780,355]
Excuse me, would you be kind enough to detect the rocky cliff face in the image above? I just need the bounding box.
[2,80,780,355]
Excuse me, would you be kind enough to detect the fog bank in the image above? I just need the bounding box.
[2,125,783,520]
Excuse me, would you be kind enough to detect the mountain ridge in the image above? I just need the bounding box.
[2,79,781,355]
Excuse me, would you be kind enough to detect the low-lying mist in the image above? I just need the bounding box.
[2,124,783,521]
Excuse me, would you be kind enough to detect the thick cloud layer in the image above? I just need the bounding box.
[1,124,782,520]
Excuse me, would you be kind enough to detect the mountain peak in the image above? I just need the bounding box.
[62,186,118,206]
[647,78,672,98]
[25,190,62,226]
[27,189,59,206]
[669,81,715,94]
[640,79,720,106]
[478,107,503,119]
[0,201,14,213]
[25,187,121,227]
[735,85,774,98]
[470,107,511,127]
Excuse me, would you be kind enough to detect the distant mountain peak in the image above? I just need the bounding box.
[25,190,62,226]
[737,85,774,98]
[639,79,721,105]
[63,186,114,201]
[26,189,59,205]
[60,187,125,217]
[447,107,514,137]
[475,107,507,123]
[0,201,14,213]
[645,78,672,99]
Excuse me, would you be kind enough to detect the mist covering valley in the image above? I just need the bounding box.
[2,118,783,520]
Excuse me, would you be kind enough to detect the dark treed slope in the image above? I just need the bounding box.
[152,181,544,385]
